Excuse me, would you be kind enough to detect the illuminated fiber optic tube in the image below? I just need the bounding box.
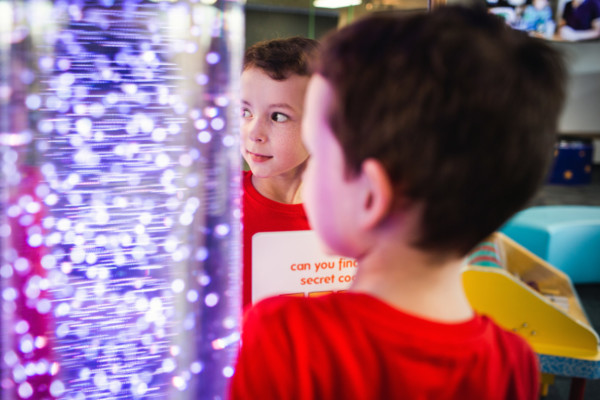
[0,0,243,398]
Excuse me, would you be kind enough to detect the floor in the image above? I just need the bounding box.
[531,167,600,207]
[529,165,600,400]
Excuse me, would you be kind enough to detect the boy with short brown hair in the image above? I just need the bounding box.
[241,37,319,308]
[231,6,566,399]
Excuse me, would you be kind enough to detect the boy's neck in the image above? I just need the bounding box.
[251,171,303,204]
[351,231,474,323]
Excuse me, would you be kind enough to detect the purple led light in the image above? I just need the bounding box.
[1,0,243,398]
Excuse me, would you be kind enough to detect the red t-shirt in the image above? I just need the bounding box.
[230,292,540,400]
[242,170,310,308]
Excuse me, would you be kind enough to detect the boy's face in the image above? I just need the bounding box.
[240,67,309,180]
[302,75,364,258]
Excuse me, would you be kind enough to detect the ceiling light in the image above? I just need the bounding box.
[313,0,362,8]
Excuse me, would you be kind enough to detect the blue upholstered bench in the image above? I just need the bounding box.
[500,206,600,283]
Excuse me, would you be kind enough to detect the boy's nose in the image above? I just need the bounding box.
[246,120,266,143]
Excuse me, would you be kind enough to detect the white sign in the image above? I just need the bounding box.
[252,230,358,304]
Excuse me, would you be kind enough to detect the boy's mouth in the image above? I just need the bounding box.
[246,150,272,163]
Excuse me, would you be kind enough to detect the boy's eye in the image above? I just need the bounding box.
[241,108,252,118]
[271,112,289,122]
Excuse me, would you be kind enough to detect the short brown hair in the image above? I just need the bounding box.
[317,6,566,256]
[243,36,320,81]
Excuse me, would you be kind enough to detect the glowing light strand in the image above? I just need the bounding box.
[1,0,242,398]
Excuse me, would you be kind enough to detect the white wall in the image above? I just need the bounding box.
[553,40,600,135]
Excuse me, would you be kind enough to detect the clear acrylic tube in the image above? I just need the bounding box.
[1,0,243,398]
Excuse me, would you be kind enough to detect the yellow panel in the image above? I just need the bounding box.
[462,266,599,358]
[481,233,590,326]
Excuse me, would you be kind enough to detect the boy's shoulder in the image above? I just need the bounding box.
[240,295,539,398]
[245,293,339,320]
[245,293,537,352]
[242,293,358,331]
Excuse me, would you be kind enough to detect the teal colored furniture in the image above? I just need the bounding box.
[500,206,600,283]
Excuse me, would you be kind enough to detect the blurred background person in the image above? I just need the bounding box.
[559,0,600,40]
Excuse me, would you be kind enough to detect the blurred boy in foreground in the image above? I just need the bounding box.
[231,6,566,399]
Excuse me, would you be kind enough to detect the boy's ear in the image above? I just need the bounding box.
[358,159,393,231]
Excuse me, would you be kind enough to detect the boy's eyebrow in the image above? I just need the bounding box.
[268,103,295,111]
[269,103,301,117]
[241,99,295,110]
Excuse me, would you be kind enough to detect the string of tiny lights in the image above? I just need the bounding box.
[1,0,243,398]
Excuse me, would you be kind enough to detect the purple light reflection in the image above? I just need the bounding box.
[1,0,243,398]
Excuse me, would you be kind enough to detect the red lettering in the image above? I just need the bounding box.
[300,275,335,285]
[338,274,356,283]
